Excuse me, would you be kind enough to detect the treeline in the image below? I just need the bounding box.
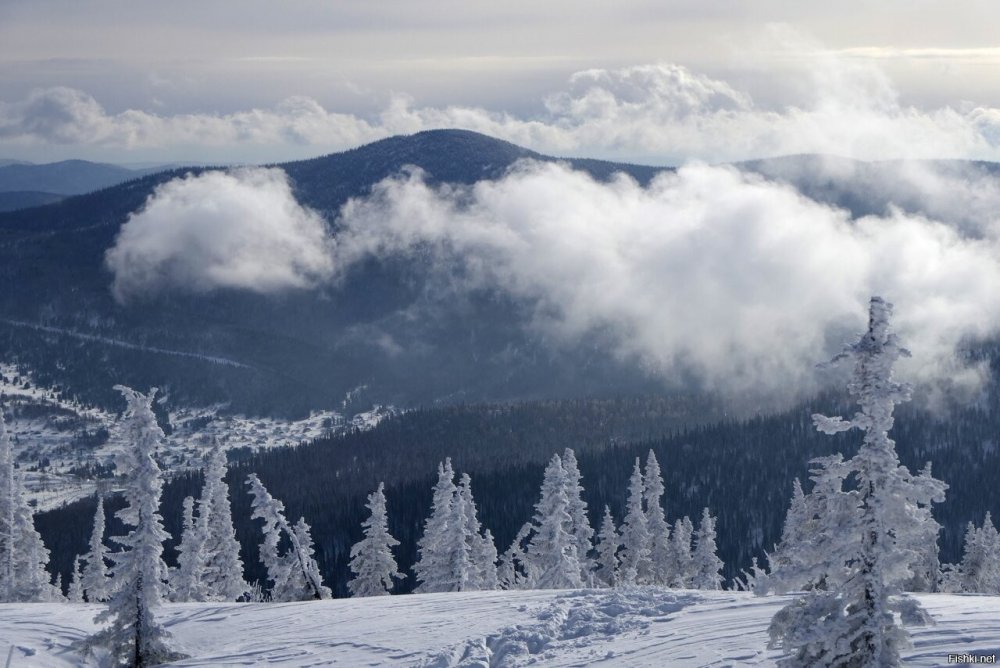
[36,386,1000,597]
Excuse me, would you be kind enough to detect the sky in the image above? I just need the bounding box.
[2,1,1000,165]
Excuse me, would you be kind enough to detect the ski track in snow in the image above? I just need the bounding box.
[1,319,255,370]
[2,590,1000,667]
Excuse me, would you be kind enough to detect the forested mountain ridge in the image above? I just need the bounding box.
[36,384,1000,597]
[3,129,999,418]
[0,130,674,416]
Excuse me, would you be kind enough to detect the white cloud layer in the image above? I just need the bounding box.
[330,161,1000,402]
[105,168,334,302]
[4,56,1000,164]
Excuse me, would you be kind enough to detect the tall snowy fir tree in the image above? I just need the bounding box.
[561,448,594,582]
[691,508,723,590]
[668,516,694,588]
[197,441,249,601]
[348,482,403,597]
[595,505,620,587]
[456,474,498,591]
[497,522,532,590]
[413,458,458,593]
[644,450,672,586]
[768,297,948,668]
[766,456,857,595]
[0,407,13,602]
[246,473,331,601]
[618,458,652,585]
[0,404,57,603]
[68,555,85,603]
[170,496,207,602]
[524,454,583,589]
[82,494,111,603]
[951,513,1000,594]
[89,386,183,667]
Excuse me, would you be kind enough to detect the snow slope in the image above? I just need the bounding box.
[1,589,998,667]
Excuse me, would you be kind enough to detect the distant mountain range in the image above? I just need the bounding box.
[0,130,996,417]
[0,159,170,212]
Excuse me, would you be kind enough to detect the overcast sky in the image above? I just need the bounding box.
[2,1,999,165]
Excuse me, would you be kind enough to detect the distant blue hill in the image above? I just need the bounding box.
[0,159,164,195]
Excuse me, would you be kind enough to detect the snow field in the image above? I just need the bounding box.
[2,589,999,667]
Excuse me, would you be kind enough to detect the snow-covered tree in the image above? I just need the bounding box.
[595,505,620,587]
[198,441,249,601]
[768,297,948,668]
[246,473,330,602]
[476,529,500,591]
[413,459,458,593]
[456,475,498,591]
[348,482,403,597]
[667,516,694,588]
[691,508,723,590]
[561,448,595,582]
[644,450,672,586]
[0,405,58,603]
[524,454,583,589]
[766,457,856,594]
[498,522,533,590]
[68,555,85,603]
[619,458,652,585]
[953,513,1000,594]
[82,495,111,603]
[169,496,207,602]
[89,386,183,667]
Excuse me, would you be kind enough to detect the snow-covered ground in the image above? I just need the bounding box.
[1,589,998,667]
[0,363,397,511]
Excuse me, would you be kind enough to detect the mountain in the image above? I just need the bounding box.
[0,130,670,416]
[0,131,998,418]
[0,159,163,196]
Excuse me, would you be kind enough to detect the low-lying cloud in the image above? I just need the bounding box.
[105,168,333,302]
[104,159,1000,405]
[331,162,1000,402]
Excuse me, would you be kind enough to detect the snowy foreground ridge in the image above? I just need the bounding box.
[1,589,999,667]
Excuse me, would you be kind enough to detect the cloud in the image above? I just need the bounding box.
[5,54,1000,163]
[329,161,1000,403]
[105,168,334,302]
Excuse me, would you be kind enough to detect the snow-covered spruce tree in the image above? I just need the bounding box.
[954,513,1000,594]
[768,297,947,668]
[0,405,58,603]
[667,516,694,588]
[619,457,653,585]
[691,508,723,590]
[82,494,111,603]
[456,474,498,591]
[561,448,595,582]
[197,441,249,601]
[89,386,183,667]
[69,555,85,603]
[766,456,856,595]
[245,473,331,601]
[0,407,13,602]
[644,450,672,586]
[497,522,533,590]
[525,454,583,589]
[595,505,621,587]
[477,529,500,591]
[413,458,458,593]
[348,482,403,597]
[169,496,207,602]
